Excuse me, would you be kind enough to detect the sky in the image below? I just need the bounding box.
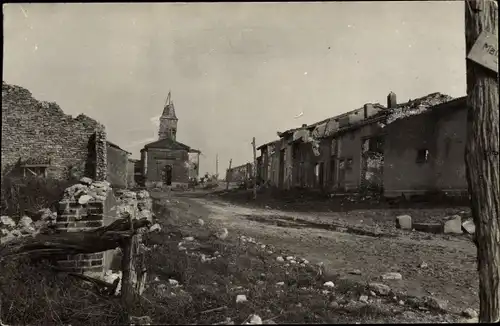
[3,2,466,175]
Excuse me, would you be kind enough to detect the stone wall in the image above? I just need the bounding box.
[145,148,190,185]
[106,144,128,188]
[1,82,105,180]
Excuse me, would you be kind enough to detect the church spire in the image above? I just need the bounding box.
[158,90,178,140]
[162,90,177,119]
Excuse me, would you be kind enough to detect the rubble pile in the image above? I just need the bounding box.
[62,177,111,203]
[1,209,57,244]
[114,189,153,222]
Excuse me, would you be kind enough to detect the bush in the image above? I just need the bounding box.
[0,176,78,217]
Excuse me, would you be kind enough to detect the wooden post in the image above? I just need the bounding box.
[216,154,219,179]
[464,0,499,323]
[121,210,136,317]
[226,159,232,190]
[252,137,257,200]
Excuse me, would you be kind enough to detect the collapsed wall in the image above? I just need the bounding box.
[1,81,106,180]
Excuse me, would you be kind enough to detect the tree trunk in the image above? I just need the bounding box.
[464,0,500,323]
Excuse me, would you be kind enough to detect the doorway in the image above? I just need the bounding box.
[163,165,173,186]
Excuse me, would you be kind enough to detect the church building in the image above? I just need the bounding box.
[140,92,200,188]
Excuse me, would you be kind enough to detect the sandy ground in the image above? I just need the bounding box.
[154,190,478,317]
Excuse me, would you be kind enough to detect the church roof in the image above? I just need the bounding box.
[143,138,191,151]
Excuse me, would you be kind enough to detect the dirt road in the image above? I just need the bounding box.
[158,191,478,315]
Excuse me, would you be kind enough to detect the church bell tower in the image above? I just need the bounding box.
[158,91,178,140]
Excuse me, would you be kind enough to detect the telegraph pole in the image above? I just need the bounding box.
[464,0,499,322]
[251,137,257,200]
[215,153,219,179]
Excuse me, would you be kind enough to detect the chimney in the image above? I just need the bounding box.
[363,103,374,119]
[387,92,397,109]
[301,124,307,128]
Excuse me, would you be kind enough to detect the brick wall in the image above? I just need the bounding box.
[56,200,107,275]
[1,82,105,180]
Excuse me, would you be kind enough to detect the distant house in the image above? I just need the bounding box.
[383,96,467,198]
[140,92,200,188]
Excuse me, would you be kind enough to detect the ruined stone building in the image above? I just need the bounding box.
[255,90,466,198]
[139,92,200,188]
[1,81,130,188]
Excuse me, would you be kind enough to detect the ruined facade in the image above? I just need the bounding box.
[140,92,200,188]
[253,90,463,197]
[383,97,468,197]
[1,82,107,181]
[106,141,131,188]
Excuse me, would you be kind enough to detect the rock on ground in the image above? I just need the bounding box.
[368,283,391,296]
[396,215,412,230]
[382,272,403,280]
[443,215,462,234]
[461,219,475,234]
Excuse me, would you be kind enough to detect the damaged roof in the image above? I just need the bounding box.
[107,141,132,155]
[256,139,281,151]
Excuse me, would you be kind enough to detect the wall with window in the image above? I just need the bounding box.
[383,101,467,197]
[1,82,103,181]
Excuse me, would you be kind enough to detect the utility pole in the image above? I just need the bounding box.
[464,0,499,323]
[251,137,257,200]
[215,153,219,179]
[226,159,232,190]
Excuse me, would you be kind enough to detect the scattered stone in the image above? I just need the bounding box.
[382,272,402,280]
[184,236,195,242]
[260,244,266,249]
[462,219,475,234]
[129,315,152,325]
[216,228,229,240]
[266,250,273,255]
[286,256,294,261]
[359,295,369,303]
[396,215,412,230]
[419,261,428,269]
[368,283,391,296]
[399,300,405,305]
[276,256,284,262]
[276,282,284,286]
[246,314,262,325]
[369,291,377,297]
[462,308,478,319]
[178,246,187,251]
[323,281,335,288]
[149,224,161,232]
[78,194,93,205]
[1,216,16,228]
[236,294,248,303]
[197,218,205,226]
[79,177,93,185]
[290,260,297,264]
[168,279,179,286]
[402,311,416,319]
[349,269,362,275]
[425,296,448,312]
[443,215,462,234]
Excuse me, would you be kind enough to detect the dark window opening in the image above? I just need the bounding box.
[345,158,354,171]
[416,149,429,164]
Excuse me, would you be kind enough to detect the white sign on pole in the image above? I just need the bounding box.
[467,30,498,74]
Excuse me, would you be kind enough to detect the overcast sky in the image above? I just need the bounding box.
[3,2,465,175]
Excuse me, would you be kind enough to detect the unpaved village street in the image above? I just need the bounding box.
[157,190,478,316]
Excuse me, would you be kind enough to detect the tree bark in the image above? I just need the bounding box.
[464,0,499,322]
[252,138,258,200]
